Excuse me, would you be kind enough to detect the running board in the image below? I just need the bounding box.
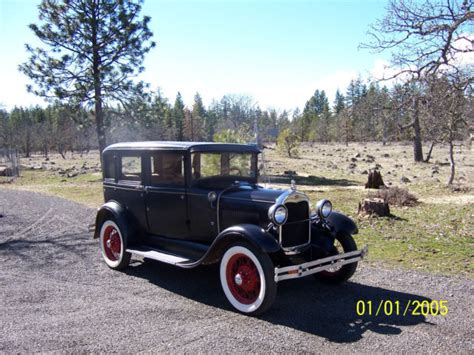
[126,247,191,265]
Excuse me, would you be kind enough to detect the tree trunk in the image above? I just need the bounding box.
[358,198,390,217]
[92,13,106,168]
[447,141,455,185]
[424,142,435,163]
[413,97,423,162]
[365,169,386,189]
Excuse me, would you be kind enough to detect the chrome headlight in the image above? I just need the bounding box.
[268,204,288,226]
[316,199,332,219]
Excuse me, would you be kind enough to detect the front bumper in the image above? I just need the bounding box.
[274,245,368,282]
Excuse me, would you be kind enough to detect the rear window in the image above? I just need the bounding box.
[103,155,115,180]
[120,155,142,182]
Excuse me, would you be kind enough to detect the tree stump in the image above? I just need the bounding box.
[365,169,386,189]
[358,198,390,217]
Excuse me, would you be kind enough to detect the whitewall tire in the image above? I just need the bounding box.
[220,244,276,315]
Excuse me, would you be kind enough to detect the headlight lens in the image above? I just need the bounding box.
[268,204,288,225]
[316,199,332,219]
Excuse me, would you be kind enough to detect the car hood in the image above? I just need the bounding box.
[221,186,285,204]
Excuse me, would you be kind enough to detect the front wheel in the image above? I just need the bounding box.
[220,243,276,315]
[315,232,358,284]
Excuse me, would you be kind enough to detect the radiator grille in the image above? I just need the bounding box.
[280,201,310,249]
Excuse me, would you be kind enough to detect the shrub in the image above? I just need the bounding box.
[368,186,419,207]
[277,128,300,158]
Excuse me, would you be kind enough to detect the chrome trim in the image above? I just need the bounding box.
[276,189,311,253]
[274,245,368,282]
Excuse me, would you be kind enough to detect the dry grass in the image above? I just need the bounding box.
[1,142,473,277]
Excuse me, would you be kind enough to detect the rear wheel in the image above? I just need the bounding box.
[99,220,131,270]
[220,243,276,315]
[315,232,358,284]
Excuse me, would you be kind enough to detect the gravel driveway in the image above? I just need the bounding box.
[0,189,472,352]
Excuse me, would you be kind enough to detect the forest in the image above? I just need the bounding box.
[1,73,471,161]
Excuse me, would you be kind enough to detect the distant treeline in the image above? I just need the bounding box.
[0,75,471,158]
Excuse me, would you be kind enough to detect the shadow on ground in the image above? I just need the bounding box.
[266,174,358,187]
[125,259,431,343]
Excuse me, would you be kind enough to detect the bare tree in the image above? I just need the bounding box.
[362,0,473,162]
[362,0,473,81]
[424,73,469,184]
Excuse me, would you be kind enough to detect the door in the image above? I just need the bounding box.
[114,153,148,231]
[145,151,188,239]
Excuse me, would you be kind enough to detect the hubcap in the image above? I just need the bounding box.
[103,226,121,261]
[234,273,243,286]
[226,253,261,304]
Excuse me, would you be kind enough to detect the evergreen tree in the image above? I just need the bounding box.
[334,89,345,114]
[20,0,155,163]
[172,92,185,140]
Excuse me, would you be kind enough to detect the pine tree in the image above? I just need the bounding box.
[20,0,155,163]
[172,92,185,140]
[334,89,345,114]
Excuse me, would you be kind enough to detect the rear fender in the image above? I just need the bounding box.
[93,200,134,241]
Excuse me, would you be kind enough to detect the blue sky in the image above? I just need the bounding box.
[0,0,391,111]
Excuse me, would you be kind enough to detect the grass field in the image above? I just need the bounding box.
[2,142,473,277]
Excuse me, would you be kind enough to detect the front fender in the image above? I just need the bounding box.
[326,211,358,236]
[187,224,281,267]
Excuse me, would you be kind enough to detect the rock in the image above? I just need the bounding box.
[348,162,357,169]
[284,170,297,176]
[361,170,368,175]
[366,155,375,163]
[354,153,361,158]
[358,198,390,217]
[383,153,390,157]
[400,176,411,183]
[351,157,358,162]
[67,171,79,178]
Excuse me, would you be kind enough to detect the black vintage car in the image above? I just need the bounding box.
[94,141,367,315]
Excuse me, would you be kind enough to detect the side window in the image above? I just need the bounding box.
[150,152,184,186]
[120,155,142,182]
[103,154,116,181]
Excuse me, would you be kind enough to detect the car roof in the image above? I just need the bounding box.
[103,141,261,154]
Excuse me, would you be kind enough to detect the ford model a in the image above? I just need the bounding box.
[94,141,367,315]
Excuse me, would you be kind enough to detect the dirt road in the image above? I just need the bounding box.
[0,189,472,352]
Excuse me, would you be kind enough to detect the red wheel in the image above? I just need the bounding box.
[226,253,261,305]
[99,220,131,270]
[220,244,276,315]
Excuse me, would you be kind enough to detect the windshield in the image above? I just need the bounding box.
[191,152,257,182]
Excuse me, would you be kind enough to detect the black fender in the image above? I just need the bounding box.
[180,224,281,268]
[93,200,136,243]
[326,211,358,236]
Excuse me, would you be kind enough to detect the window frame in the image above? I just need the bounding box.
[117,153,143,186]
[148,150,186,188]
